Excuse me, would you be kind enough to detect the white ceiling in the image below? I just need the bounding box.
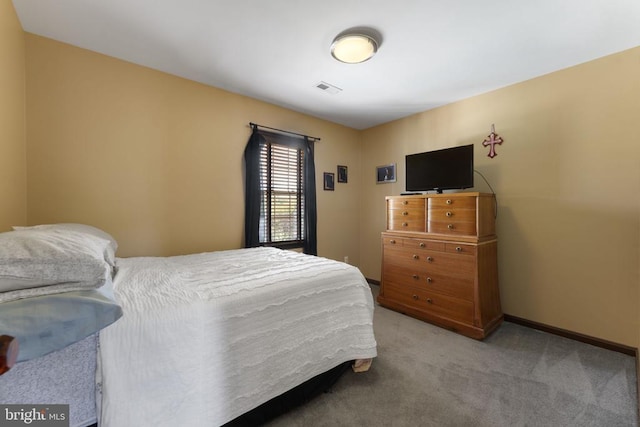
[12,0,640,130]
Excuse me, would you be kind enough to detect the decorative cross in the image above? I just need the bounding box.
[482,124,503,159]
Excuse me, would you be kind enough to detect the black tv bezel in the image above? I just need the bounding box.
[405,144,474,193]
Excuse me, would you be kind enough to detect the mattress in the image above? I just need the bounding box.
[97,247,377,426]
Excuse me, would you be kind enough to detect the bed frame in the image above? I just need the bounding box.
[224,361,352,426]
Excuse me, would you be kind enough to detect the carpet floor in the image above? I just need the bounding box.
[266,285,637,427]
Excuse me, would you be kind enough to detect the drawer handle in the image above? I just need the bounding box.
[426,256,433,262]
[402,211,409,216]
[419,242,425,248]
[426,298,433,304]
[412,254,419,260]
[412,294,419,300]
[402,222,408,227]
[402,200,408,205]
[446,211,453,217]
[456,246,462,252]
[446,199,452,205]
[389,239,396,244]
[447,224,454,230]
[426,277,433,283]
[412,274,419,280]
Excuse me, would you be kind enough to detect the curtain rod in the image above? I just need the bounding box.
[249,122,321,142]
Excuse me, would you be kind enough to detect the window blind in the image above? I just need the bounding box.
[259,142,305,245]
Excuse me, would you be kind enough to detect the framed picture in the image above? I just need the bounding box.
[376,163,396,184]
[337,165,348,183]
[323,172,335,191]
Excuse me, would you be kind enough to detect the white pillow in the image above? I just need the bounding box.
[0,228,112,293]
[13,223,118,267]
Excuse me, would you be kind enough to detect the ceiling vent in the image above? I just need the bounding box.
[315,81,342,95]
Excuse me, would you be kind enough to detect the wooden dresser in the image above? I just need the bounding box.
[378,192,502,339]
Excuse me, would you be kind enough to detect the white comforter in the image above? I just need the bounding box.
[97,247,377,426]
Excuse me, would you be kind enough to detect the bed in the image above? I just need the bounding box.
[0,224,377,426]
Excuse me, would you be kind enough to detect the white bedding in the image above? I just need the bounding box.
[97,247,377,426]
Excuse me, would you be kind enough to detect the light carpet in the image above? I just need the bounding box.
[266,285,637,427]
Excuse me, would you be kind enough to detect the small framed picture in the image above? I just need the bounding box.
[323,172,335,191]
[337,165,348,183]
[376,163,396,184]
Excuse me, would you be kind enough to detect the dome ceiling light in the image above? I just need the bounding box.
[330,28,381,64]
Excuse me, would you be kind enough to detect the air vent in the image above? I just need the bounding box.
[315,81,342,95]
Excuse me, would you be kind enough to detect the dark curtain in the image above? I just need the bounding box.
[243,126,264,248]
[243,127,317,255]
[302,137,317,255]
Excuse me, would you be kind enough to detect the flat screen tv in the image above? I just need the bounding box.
[405,144,474,193]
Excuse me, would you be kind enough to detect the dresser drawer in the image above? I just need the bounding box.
[444,242,476,256]
[383,236,403,247]
[384,282,474,324]
[428,196,476,210]
[402,238,445,252]
[388,198,425,210]
[428,220,476,236]
[428,206,476,223]
[383,245,442,268]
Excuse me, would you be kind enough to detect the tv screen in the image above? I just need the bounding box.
[405,144,474,193]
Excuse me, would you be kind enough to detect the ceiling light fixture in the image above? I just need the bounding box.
[331,29,380,64]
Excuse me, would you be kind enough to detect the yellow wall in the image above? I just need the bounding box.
[360,47,640,346]
[25,34,362,263]
[10,21,640,346]
[0,0,26,231]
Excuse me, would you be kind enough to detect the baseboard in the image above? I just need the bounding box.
[504,314,636,356]
[637,348,640,421]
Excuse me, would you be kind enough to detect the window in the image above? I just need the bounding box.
[244,126,317,255]
[258,141,305,248]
